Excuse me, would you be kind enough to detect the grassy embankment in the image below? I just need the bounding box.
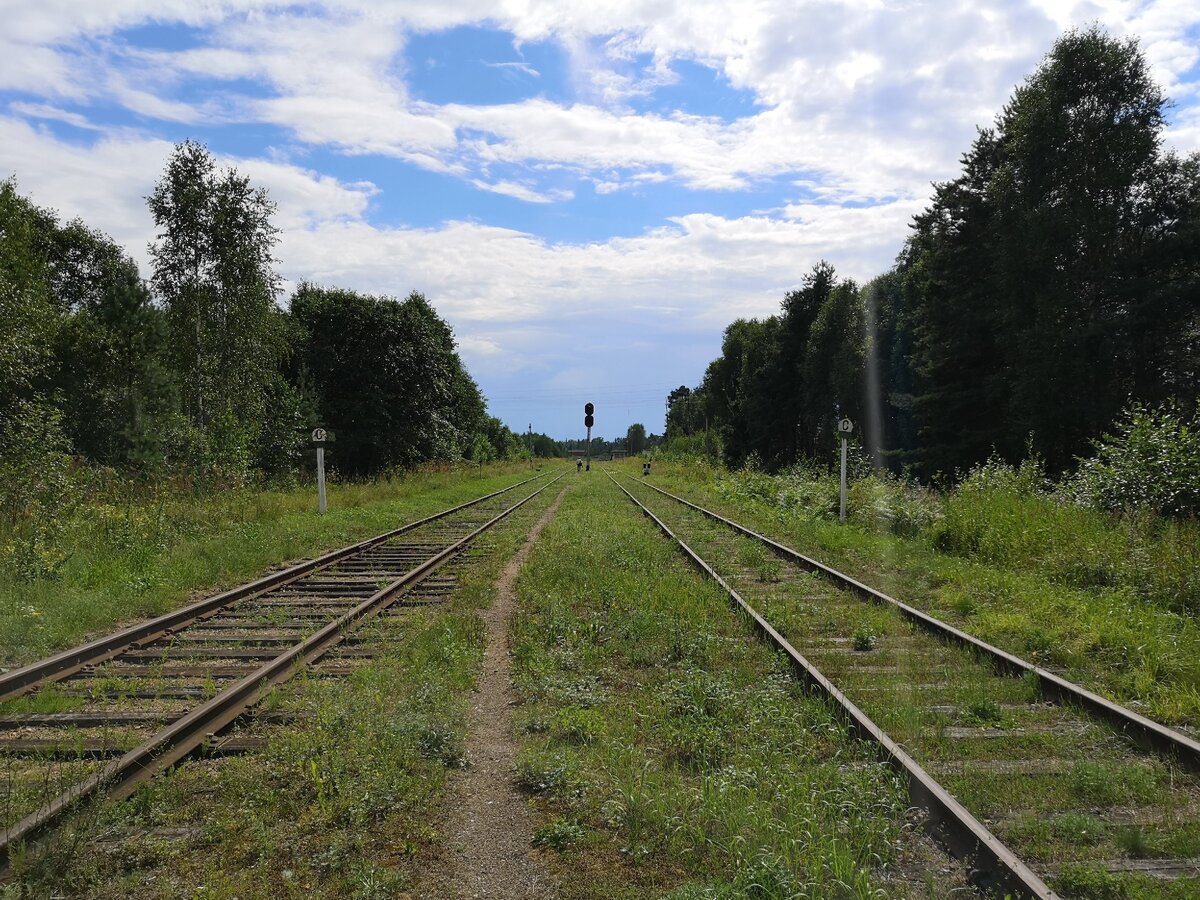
[509,474,962,898]
[619,472,1200,900]
[635,458,1200,726]
[0,462,545,669]
[9,469,564,897]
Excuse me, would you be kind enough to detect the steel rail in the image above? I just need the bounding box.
[630,475,1200,772]
[607,470,1055,899]
[0,471,551,703]
[0,471,565,868]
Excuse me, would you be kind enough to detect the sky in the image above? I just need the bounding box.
[2,1,1199,441]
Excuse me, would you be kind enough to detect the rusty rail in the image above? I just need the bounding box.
[0,472,550,704]
[0,471,564,868]
[630,476,1200,772]
[607,470,1055,899]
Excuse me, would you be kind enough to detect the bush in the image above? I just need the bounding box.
[958,451,1049,497]
[717,464,838,521]
[661,432,719,465]
[848,471,942,537]
[0,398,83,579]
[1069,402,1200,517]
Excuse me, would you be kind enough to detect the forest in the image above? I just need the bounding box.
[1,146,568,477]
[0,140,574,578]
[666,28,1199,515]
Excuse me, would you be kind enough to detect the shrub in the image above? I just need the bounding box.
[662,432,719,464]
[1068,402,1200,517]
[847,471,942,537]
[0,398,83,580]
[515,748,577,796]
[851,624,877,652]
[930,454,1051,560]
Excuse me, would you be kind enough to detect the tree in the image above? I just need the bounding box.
[1,179,186,474]
[0,179,59,418]
[861,271,916,469]
[479,416,525,460]
[696,317,784,468]
[626,423,647,454]
[990,27,1179,470]
[148,140,284,451]
[901,27,1200,476]
[663,28,1199,482]
[900,127,1008,477]
[529,432,564,457]
[801,279,865,456]
[0,181,75,561]
[53,260,177,468]
[783,261,838,460]
[289,284,485,475]
[44,219,130,314]
[688,261,850,470]
[665,386,698,441]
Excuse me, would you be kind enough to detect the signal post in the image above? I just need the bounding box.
[584,402,594,471]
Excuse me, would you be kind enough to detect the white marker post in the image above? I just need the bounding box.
[838,418,854,523]
[313,428,328,514]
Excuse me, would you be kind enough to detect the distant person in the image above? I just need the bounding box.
[577,458,583,473]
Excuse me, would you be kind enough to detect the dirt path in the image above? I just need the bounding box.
[416,486,568,899]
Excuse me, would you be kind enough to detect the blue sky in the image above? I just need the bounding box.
[3,1,1199,440]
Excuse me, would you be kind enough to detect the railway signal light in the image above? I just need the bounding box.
[584,403,595,471]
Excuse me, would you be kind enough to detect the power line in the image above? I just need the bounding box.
[486,385,679,402]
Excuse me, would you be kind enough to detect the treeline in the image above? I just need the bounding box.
[0,141,548,509]
[559,425,661,458]
[669,28,1200,486]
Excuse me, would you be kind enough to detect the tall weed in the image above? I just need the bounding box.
[714,451,1198,617]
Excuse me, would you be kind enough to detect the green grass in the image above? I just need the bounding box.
[624,459,1200,897]
[633,459,1200,726]
[510,475,960,897]
[0,462,545,668]
[6,469,560,897]
[12,455,1196,896]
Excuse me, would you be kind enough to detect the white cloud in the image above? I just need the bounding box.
[7,101,100,129]
[0,118,377,269]
[484,61,540,78]
[274,200,915,335]
[470,178,573,203]
[458,334,504,357]
[2,117,914,336]
[4,0,1200,424]
[0,117,172,256]
[5,0,1199,201]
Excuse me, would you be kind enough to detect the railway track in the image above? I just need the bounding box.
[611,470,1200,899]
[0,470,564,869]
